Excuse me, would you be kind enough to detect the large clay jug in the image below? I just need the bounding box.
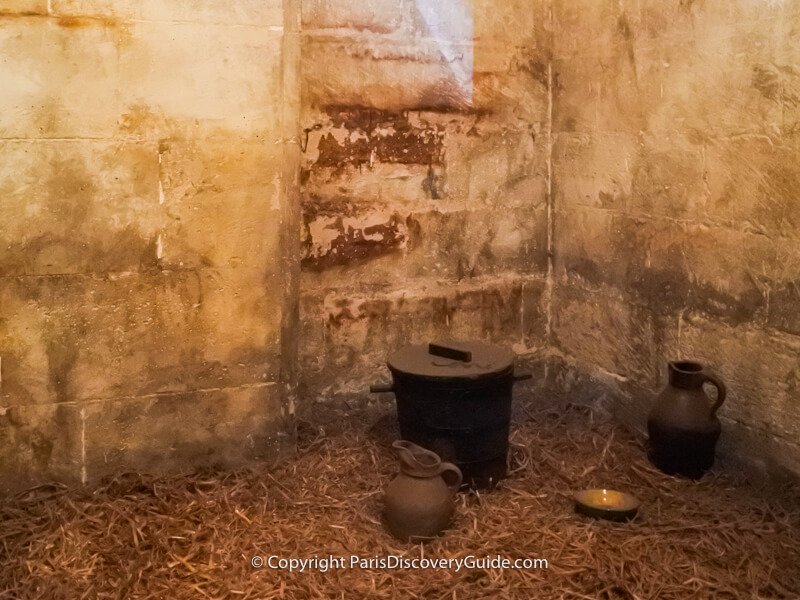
[647,361,727,479]
[383,440,462,541]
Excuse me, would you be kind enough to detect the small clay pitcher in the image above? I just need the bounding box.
[383,440,462,541]
[647,361,727,479]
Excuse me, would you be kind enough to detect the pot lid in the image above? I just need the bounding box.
[387,340,514,380]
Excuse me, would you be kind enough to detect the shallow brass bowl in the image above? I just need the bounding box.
[573,488,640,521]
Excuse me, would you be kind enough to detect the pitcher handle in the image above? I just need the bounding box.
[439,462,463,493]
[703,369,727,416]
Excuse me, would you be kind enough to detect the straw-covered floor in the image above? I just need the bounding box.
[2,402,799,599]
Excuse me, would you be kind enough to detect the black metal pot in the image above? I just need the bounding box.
[370,341,531,489]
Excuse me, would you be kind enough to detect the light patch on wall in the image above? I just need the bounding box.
[414,0,474,103]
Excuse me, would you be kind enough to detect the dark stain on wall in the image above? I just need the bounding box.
[752,63,800,108]
[301,213,406,271]
[45,335,81,404]
[0,10,46,17]
[422,165,445,199]
[768,281,800,335]
[520,59,549,88]
[752,64,783,101]
[558,216,767,325]
[56,15,122,30]
[0,148,160,277]
[312,106,445,168]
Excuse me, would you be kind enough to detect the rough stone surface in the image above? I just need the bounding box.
[552,284,661,389]
[0,1,47,15]
[51,0,284,26]
[118,23,283,137]
[300,277,547,397]
[81,384,290,481]
[672,315,800,443]
[0,140,160,276]
[0,3,298,491]
[3,0,800,489]
[299,2,550,399]
[0,17,120,138]
[0,403,82,494]
[552,0,800,477]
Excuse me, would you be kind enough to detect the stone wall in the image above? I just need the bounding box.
[0,1,301,492]
[297,0,800,478]
[298,0,553,399]
[2,0,798,490]
[551,0,800,477]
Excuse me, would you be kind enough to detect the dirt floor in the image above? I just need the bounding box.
[1,402,799,599]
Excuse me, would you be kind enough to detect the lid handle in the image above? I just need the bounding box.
[428,342,472,363]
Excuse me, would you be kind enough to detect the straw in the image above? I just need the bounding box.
[1,402,798,599]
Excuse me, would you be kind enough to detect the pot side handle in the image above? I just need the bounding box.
[369,383,395,394]
[702,369,727,416]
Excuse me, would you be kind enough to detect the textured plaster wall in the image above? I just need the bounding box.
[551,1,800,477]
[298,0,800,478]
[298,0,553,399]
[0,1,301,492]
[3,0,798,489]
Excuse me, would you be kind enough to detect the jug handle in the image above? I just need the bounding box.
[703,370,727,416]
[439,462,463,493]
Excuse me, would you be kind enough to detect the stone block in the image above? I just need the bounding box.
[51,0,283,26]
[555,0,797,62]
[445,126,548,210]
[298,201,547,287]
[553,0,638,60]
[118,23,283,137]
[303,0,545,44]
[632,32,792,138]
[670,315,800,443]
[303,106,447,169]
[302,0,407,33]
[555,208,774,323]
[555,2,800,137]
[769,280,800,336]
[299,276,547,394]
[554,208,692,313]
[704,136,800,239]
[0,140,160,277]
[405,206,548,280]
[636,0,798,41]
[552,51,642,135]
[716,417,800,481]
[81,384,289,481]
[552,283,660,388]
[408,0,541,45]
[0,17,119,138]
[0,1,46,14]
[302,107,546,216]
[628,143,706,219]
[158,138,284,271]
[0,402,82,494]
[554,133,705,219]
[301,207,408,273]
[553,133,638,211]
[0,269,281,406]
[680,225,773,325]
[303,160,452,216]
[470,0,543,45]
[302,37,547,119]
[302,36,473,111]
